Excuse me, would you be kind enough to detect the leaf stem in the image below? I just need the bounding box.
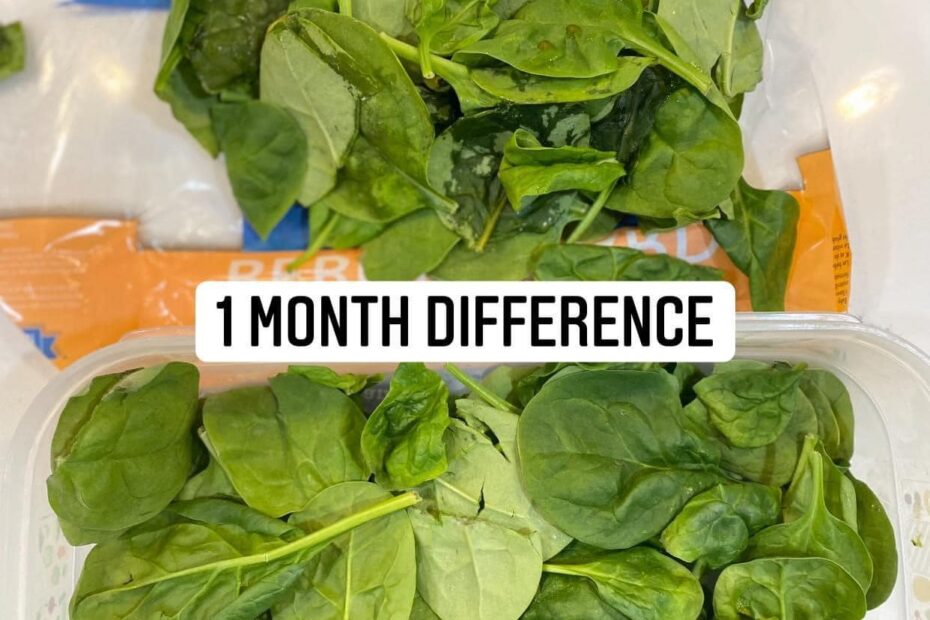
[445,363,520,414]
[288,211,341,272]
[567,179,619,244]
[418,41,437,80]
[338,0,352,17]
[380,33,470,81]
[476,192,508,253]
[103,492,419,594]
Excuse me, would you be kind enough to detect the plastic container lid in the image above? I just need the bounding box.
[2,314,929,618]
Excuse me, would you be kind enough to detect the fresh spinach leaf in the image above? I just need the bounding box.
[713,557,868,620]
[533,244,723,282]
[693,365,804,449]
[805,368,855,463]
[362,363,451,490]
[660,482,780,568]
[212,101,308,239]
[362,209,461,280]
[408,509,542,620]
[706,180,800,312]
[286,365,383,395]
[518,369,722,549]
[783,436,858,529]
[541,547,705,620]
[70,493,419,619]
[275,482,416,620]
[47,364,200,543]
[202,373,368,517]
[261,20,359,207]
[523,573,627,619]
[850,476,899,609]
[499,129,624,211]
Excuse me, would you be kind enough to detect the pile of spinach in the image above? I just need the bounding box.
[155,0,799,310]
[50,359,897,619]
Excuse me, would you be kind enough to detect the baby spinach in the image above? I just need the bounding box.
[275,482,416,620]
[541,547,705,620]
[212,101,308,239]
[70,493,418,619]
[782,436,858,528]
[518,369,722,549]
[805,368,855,463]
[746,445,874,592]
[660,482,780,568]
[499,129,624,210]
[850,476,899,609]
[362,363,451,490]
[523,573,627,619]
[713,557,868,620]
[202,373,368,517]
[361,209,461,281]
[286,365,383,395]
[47,363,200,543]
[533,244,723,282]
[707,180,801,312]
[410,0,500,78]
[693,365,804,449]
[0,21,26,81]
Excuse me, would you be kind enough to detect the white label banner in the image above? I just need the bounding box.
[195,281,736,363]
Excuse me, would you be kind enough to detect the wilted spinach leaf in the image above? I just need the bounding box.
[287,365,383,394]
[533,244,722,282]
[362,209,461,281]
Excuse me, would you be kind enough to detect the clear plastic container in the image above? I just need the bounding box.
[3,314,929,619]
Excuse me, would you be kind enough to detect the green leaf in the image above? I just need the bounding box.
[202,373,368,517]
[352,0,413,37]
[46,364,200,543]
[212,101,308,239]
[541,547,705,620]
[275,482,416,620]
[156,62,221,156]
[362,209,461,280]
[783,436,858,529]
[410,0,499,78]
[499,129,624,211]
[523,573,627,619]
[805,368,855,463]
[606,87,743,224]
[518,369,722,549]
[800,372,843,462]
[310,206,385,249]
[70,493,419,619]
[713,558,868,620]
[261,21,359,206]
[660,482,780,568]
[694,365,804,449]
[470,57,654,104]
[533,244,723,282]
[706,179,800,312]
[746,446,874,592]
[850,476,899,609]
[291,11,455,224]
[178,453,240,501]
[361,363,451,490]
[286,365,383,395]
[408,509,542,620]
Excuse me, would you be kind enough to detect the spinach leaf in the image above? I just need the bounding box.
[410,0,500,78]
[275,482,416,620]
[362,363,451,490]
[291,11,455,224]
[352,0,413,37]
[362,209,461,280]
[713,557,868,620]
[310,206,385,249]
[850,476,899,609]
[805,368,855,463]
[455,18,627,79]
[693,365,804,449]
[411,593,442,619]
[70,493,419,619]
[212,101,308,238]
[455,398,519,458]
[156,62,221,156]
[746,445,874,592]
[408,509,542,620]
[47,364,200,542]
[0,22,25,81]
[261,20,359,207]
[606,87,743,225]
[523,573,627,619]
[706,180,800,312]
[783,436,858,529]
[427,104,591,246]
[499,129,625,211]
[202,373,368,517]
[533,244,723,282]
[518,369,722,549]
[660,482,780,568]
[800,373,843,462]
[656,0,764,98]
[286,365,383,395]
[470,57,653,104]
[421,418,571,559]
[186,0,290,95]
[541,547,705,620]
[178,455,239,501]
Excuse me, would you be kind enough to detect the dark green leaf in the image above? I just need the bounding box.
[286,365,383,394]
[533,244,723,282]
[362,209,461,280]
[850,476,899,609]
